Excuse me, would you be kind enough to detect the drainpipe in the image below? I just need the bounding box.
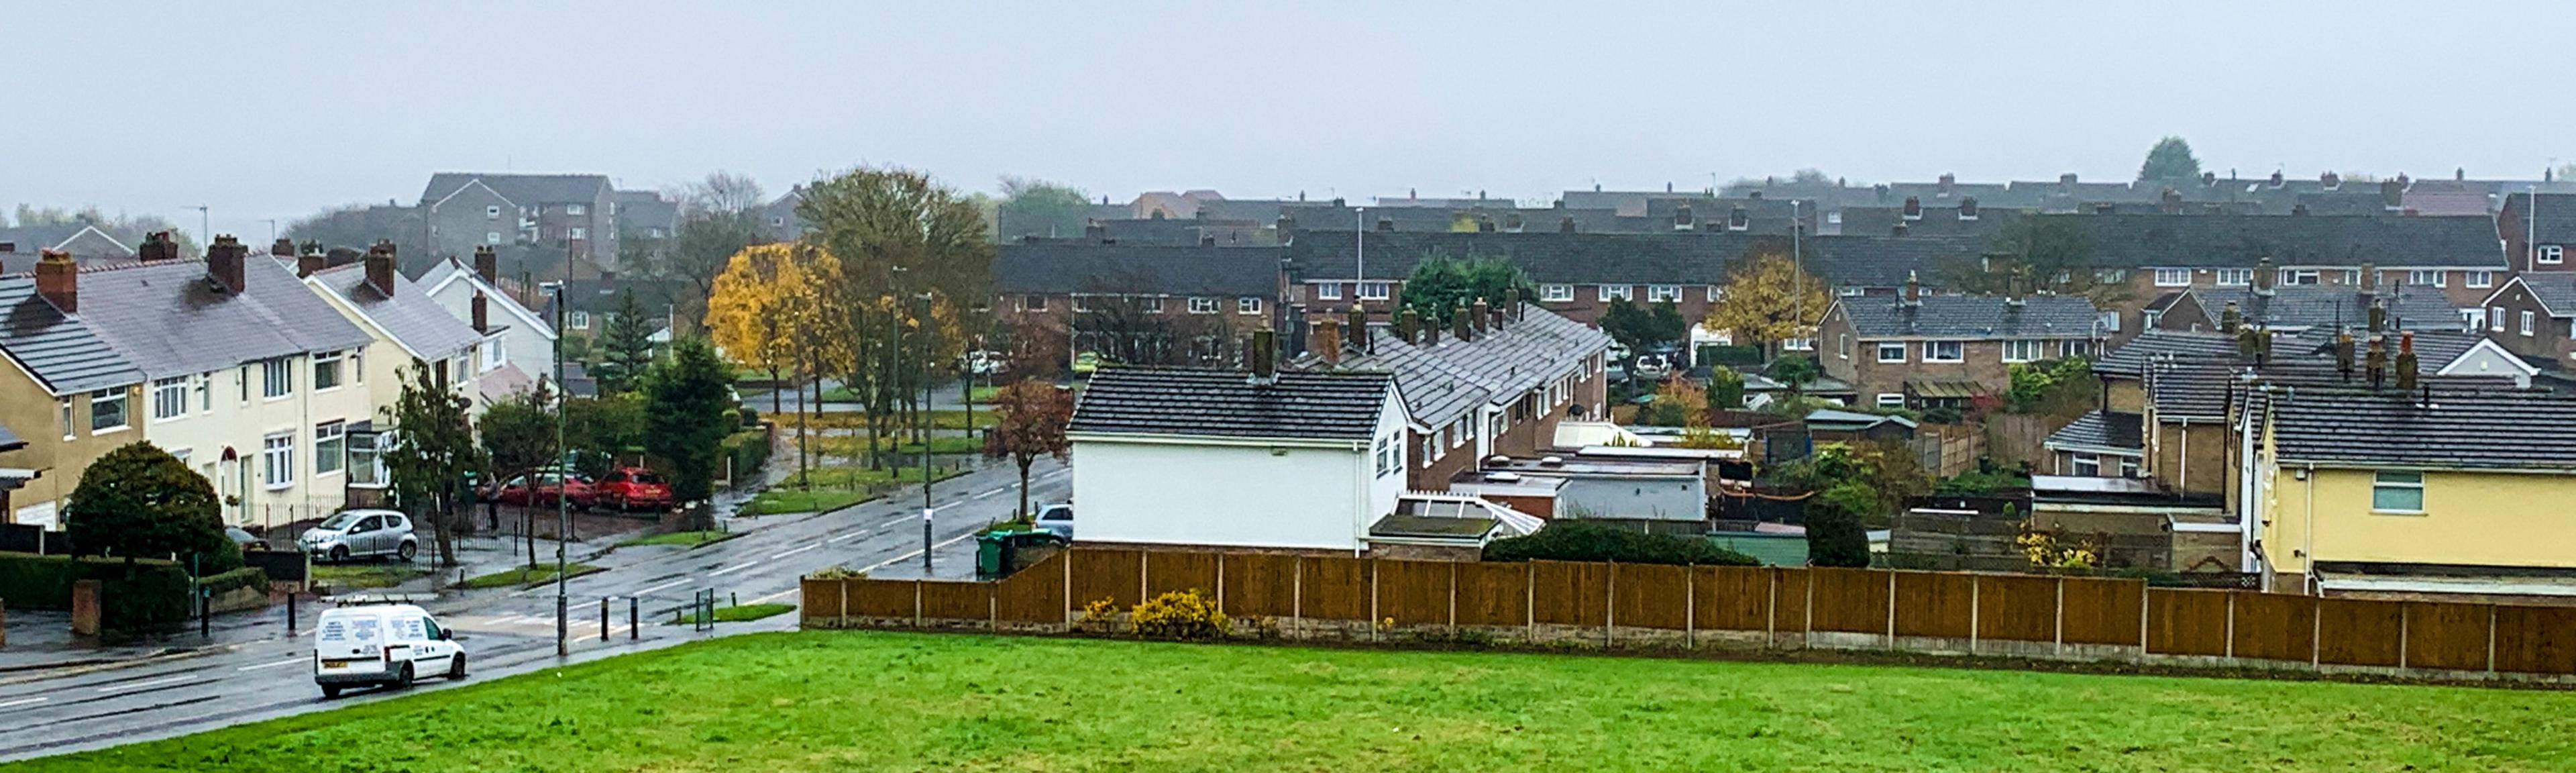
[2302,461,2317,595]
[2178,418,2190,493]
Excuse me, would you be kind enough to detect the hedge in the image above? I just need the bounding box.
[1481,521,1760,566]
[0,551,194,632]
[722,429,769,482]
[199,566,270,597]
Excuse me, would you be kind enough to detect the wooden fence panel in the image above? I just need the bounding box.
[1377,560,1452,626]
[1218,553,1298,618]
[849,578,918,619]
[994,560,1065,624]
[2494,606,2576,676]
[2231,592,2316,662]
[1772,568,1810,633]
[1069,549,1143,609]
[1612,564,1689,630]
[1530,561,1607,627]
[1693,566,1772,633]
[802,578,843,623]
[1145,552,1219,599]
[2147,588,2229,656]
[1454,562,1527,627]
[2315,598,2404,667]
[920,580,989,621]
[1892,571,1973,639]
[2059,577,2144,646]
[1299,556,1371,621]
[1976,575,2057,643]
[1809,568,1890,634]
[2406,602,2493,672]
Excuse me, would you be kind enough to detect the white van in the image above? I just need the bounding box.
[313,603,466,697]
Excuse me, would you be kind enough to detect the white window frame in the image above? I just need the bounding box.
[1187,297,1218,314]
[1646,285,1681,303]
[1419,433,1437,470]
[2143,309,2165,329]
[1140,296,1164,314]
[314,421,346,477]
[1875,393,1905,408]
[2098,311,2123,333]
[2071,453,2102,476]
[313,350,345,392]
[2371,470,2424,513]
[2544,245,2565,265]
[566,204,587,216]
[2286,270,2322,286]
[484,205,501,219]
[570,311,591,329]
[151,377,188,422]
[2060,340,2094,358]
[1706,285,1721,302]
[2409,270,2445,287]
[1541,284,1573,302]
[2459,308,2486,328]
[1358,282,1392,301]
[2491,307,2507,332]
[347,431,386,487]
[2465,270,2495,289]
[2152,268,2191,287]
[1597,285,1633,302]
[89,388,129,433]
[1921,340,1964,362]
[261,432,295,491]
[1238,297,1263,315]
[1876,342,1907,363]
[58,399,73,440]
[485,231,502,245]
[1314,282,1343,301]
[262,358,294,399]
[1779,338,1814,352]
[2522,310,2536,336]
[194,372,211,413]
[2214,268,2252,287]
[2000,340,2043,363]
[481,340,505,371]
[568,227,587,240]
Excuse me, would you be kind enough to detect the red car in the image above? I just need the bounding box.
[593,467,674,512]
[488,470,595,510]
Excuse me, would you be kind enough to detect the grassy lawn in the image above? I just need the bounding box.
[308,562,429,590]
[709,603,795,622]
[32,631,2576,772]
[814,433,983,456]
[739,488,871,517]
[740,464,969,515]
[457,562,602,589]
[619,530,741,548]
[767,409,996,431]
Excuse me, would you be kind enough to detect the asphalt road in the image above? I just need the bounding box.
[0,458,1069,762]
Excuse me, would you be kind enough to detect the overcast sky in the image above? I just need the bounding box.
[8,1,2571,241]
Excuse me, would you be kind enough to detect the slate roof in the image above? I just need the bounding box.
[0,274,144,394]
[2504,273,2576,316]
[2502,193,2576,245]
[76,258,375,380]
[2285,328,2496,372]
[1838,205,2020,238]
[1803,236,1987,288]
[2267,387,2576,470]
[1278,205,1632,236]
[1069,366,1394,442]
[309,262,486,360]
[2144,363,2241,421]
[2193,285,2461,333]
[611,190,680,236]
[2045,411,2143,453]
[1837,295,2100,340]
[1297,303,1612,428]
[423,173,610,206]
[2061,214,2506,269]
[2096,329,2247,378]
[1285,230,1752,284]
[995,244,1281,297]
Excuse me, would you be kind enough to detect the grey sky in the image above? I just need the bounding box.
[8,1,2570,242]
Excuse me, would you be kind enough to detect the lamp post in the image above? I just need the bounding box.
[919,291,936,572]
[547,281,569,656]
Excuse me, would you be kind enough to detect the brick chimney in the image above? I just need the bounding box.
[1452,301,1472,342]
[34,249,76,313]
[2160,187,2182,215]
[2359,261,2378,294]
[1248,327,1277,384]
[2396,332,2420,392]
[1559,216,1576,234]
[2059,172,2078,187]
[1084,219,1106,242]
[139,231,180,262]
[2335,332,2356,382]
[2320,171,2341,191]
[472,291,491,333]
[2365,333,2388,389]
[2220,301,2241,334]
[1958,197,1978,220]
[2254,256,2277,297]
[1312,312,1341,365]
[365,240,397,297]
[1503,287,1522,321]
[1937,173,1955,197]
[207,236,247,294]
[1471,297,1491,335]
[270,238,294,258]
[1347,305,1370,354]
[1902,196,1922,220]
[1902,271,1922,307]
[474,244,498,285]
[2381,178,2405,211]
[1397,307,1420,344]
[297,242,327,276]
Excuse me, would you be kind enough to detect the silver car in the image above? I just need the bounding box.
[1034,503,1073,541]
[300,509,420,563]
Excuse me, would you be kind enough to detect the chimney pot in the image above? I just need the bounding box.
[2060,172,2078,187]
[1348,305,1370,354]
[34,249,76,313]
[474,244,498,285]
[1452,301,1472,342]
[364,240,398,297]
[1902,271,1923,306]
[297,243,327,277]
[1396,307,1420,345]
[270,238,294,258]
[139,231,180,262]
[2254,256,2277,296]
[207,236,248,294]
[2396,332,2420,392]
[1471,297,1491,335]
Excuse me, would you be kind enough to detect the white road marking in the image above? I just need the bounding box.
[573,624,637,643]
[708,560,762,577]
[749,586,801,605]
[770,544,821,560]
[0,697,46,709]
[237,657,306,672]
[632,578,692,597]
[98,675,195,693]
[855,531,979,574]
[826,529,871,543]
[972,486,1006,500]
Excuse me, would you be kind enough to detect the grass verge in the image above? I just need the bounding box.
[708,603,795,623]
[30,630,2576,772]
[458,562,602,590]
[619,530,742,549]
[739,488,869,517]
[307,562,429,590]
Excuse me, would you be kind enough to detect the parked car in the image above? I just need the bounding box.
[486,470,594,510]
[1631,354,1674,382]
[1034,503,1073,541]
[594,467,674,512]
[225,526,269,553]
[313,603,465,698]
[299,509,419,563]
[963,350,1002,376]
[1072,352,1103,374]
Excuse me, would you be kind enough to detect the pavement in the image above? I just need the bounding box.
[0,450,1068,762]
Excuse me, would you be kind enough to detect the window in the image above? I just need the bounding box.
[313,350,345,391]
[570,311,590,329]
[1837,334,1850,358]
[566,204,587,216]
[1541,284,1572,302]
[2491,307,2507,332]
[2409,270,2445,287]
[2522,310,2536,336]
[2000,340,2044,362]
[90,388,127,431]
[1373,436,1396,477]
[2097,311,2122,333]
[1647,285,1680,303]
[1838,286,1866,297]
[2143,309,2165,329]
[568,227,587,240]
[1068,295,1091,313]
[1419,434,1436,469]
[482,340,504,371]
[353,349,366,384]
[2214,268,2253,287]
[315,421,346,476]
[1827,211,1843,225]
[2465,270,2494,289]
[485,205,500,219]
[1020,295,1046,312]
[2544,246,2565,265]
[1140,297,1163,313]
[347,432,384,486]
[152,377,188,421]
[2340,269,2361,285]
[1780,338,1814,352]
[1238,297,1262,315]
[2153,268,2191,287]
[262,358,293,399]
[2371,470,2424,512]
[1358,282,1391,300]
[194,373,209,412]
[1875,393,1904,408]
[485,231,502,245]
[453,357,470,386]
[1597,285,1633,301]
[1187,297,1218,314]
[1876,342,1907,363]
[58,399,72,440]
[2117,456,2140,478]
[1707,285,1722,302]
[2060,340,2095,358]
[238,365,250,403]
[770,216,786,227]
[1921,340,1963,362]
[2071,453,2101,476]
[2286,270,2321,286]
[261,433,294,490]
[1315,282,1342,301]
[2094,269,2131,285]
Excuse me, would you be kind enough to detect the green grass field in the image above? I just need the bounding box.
[708,603,795,622]
[29,631,2576,772]
[307,562,428,590]
[457,562,601,589]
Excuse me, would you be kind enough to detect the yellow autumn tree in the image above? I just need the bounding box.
[705,243,840,415]
[1703,252,1831,353]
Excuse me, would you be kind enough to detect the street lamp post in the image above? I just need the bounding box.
[919,292,935,572]
[548,282,570,656]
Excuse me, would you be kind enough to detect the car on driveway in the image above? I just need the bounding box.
[594,467,674,511]
[225,526,269,553]
[313,603,464,698]
[299,509,419,563]
[486,470,595,510]
[1035,503,1073,541]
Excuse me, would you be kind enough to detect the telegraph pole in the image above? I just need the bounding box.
[550,282,570,656]
[920,292,935,572]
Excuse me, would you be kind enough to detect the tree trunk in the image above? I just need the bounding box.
[525,509,536,570]
[433,495,458,568]
[1016,456,1033,519]
[769,366,782,416]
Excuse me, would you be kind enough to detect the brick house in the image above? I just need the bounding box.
[2478,272,2576,369]
[2069,213,2508,335]
[1294,302,1613,493]
[419,173,617,276]
[991,242,1285,372]
[1817,281,2102,410]
[2496,192,2576,274]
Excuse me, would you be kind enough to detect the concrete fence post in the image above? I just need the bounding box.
[1765,568,1777,650]
[1368,558,1381,643]
[1605,562,1616,648]
[1137,551,1148,605]
[1968,574,1981,656]
[1683,566,1696,650]
[1062,554,1073,628]
[1216,553,1227,616]
[1446,562,1457,634]
[69,580,101,638]
[988,582,998,631]
[2310,600,2323,670]
[912,580,924,629]
[2486,605,2499,677]
[839,580,850,629]
[1802,569,1815,651]
[2398,603,2411,670]
[1525,562,1536,644]
[1884,570,1898,651]
[2051,576,2065,658]
[1291,558,1304,636]
[2224,592,2237,660]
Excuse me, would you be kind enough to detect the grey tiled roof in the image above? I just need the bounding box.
[1802,236,1987,288]
[1071,366,1393,442]
[2267,387,2576,470]
[2503,193,2576,245]
[2286,329,2494,372]
[310,262,486,360]
[1297,303,1612,428]
[1839,295,2100,340]
[77,258,375,380]
[995,244,1281,297]
[0,419,19,450]
[2045,411,2143,453]
[1285,230,1749,283]
[0,275,144,394]
[423,173,610,206]
[2096,329,2245,378]
[2194,285,2461,333]
[2507,273,2576,316]
[2144,363,2241,421]
[2063,213,2506,269]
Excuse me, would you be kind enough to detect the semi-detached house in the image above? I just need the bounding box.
[301,244,494,417]
[415,246,555,401]
[1817,281,2102,410]
[0,252,148,529]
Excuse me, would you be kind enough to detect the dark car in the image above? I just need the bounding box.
[593,468,674,512]
[487,470,595,510]
[225,526,269,552]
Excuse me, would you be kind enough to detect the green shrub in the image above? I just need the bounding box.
[199,566,270,597]
[721,429,769,482]
[0,552,194,632]
[1806,483,1875,568]
[1482,521,1759,566]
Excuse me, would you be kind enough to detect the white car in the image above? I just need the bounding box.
[313,603,465,697]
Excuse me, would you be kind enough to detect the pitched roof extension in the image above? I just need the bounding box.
[0,275,144,394]
[1070,366,1394,442]
[1837,295,2100,340]
[2045,410,2143,454]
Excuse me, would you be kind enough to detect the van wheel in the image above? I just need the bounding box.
[394,663,415,689]
[321,684,342,699]
[328,546,350,564]
[396,542,417,562]
[447,654,467,680]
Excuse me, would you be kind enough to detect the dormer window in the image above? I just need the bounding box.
[2542,245,2564,265]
